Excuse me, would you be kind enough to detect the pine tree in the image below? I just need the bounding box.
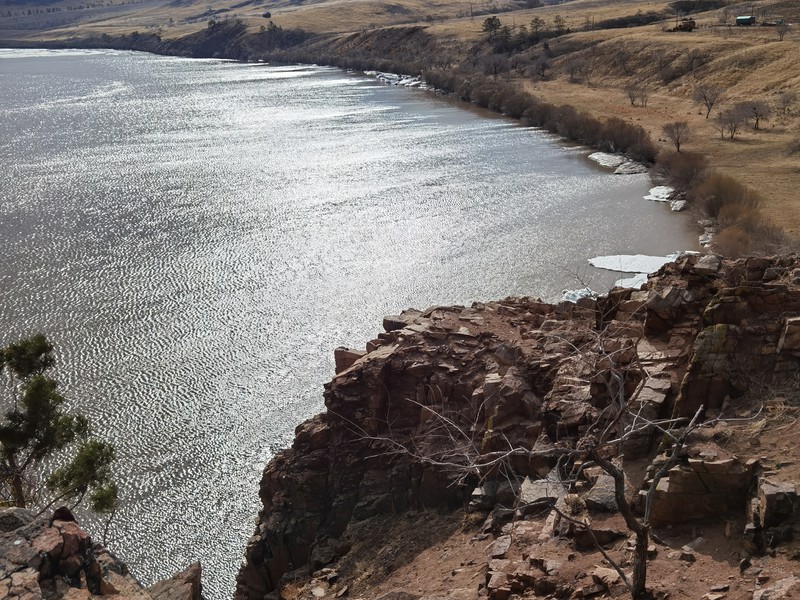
[0,334,118,514]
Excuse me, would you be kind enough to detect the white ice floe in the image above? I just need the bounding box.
[589,253,685,274]
[588,251,700,290]
[364,70,433,90]
[614,161,648,175]
[644,186,674,202]
[614,273,649,289]
[588,152,627,168]
[588,153,648,174]
[562,287,599,303]
[670,200,687,212]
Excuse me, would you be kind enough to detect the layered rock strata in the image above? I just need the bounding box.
[236,254,800,599]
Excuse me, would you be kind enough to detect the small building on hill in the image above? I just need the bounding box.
[736,15,756,25]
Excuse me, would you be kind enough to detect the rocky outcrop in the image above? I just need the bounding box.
[236,254,800,599]
[0,508,202,600]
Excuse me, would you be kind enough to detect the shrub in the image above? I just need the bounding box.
[694,173,786,256]
[656,151,709,190]
[714,225,751,258]
[600,118,657,163]
[717,203,754,229]
[786,138,800,156]
[692,173,763,218]
[501,91,536,118]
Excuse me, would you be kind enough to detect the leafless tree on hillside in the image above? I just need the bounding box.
[686,48,708,76]
[625,84,639,106]
[582,60,596,87]
[693,84,723,118]
[776,22,789,41]
[662,121,691,152]
[715,105,748,139]
[624,84,650,107]
[777,90,797,115]
[637,86,651,108]
[564,58,585,83]
[737,100,772,130]
[482,54,510,80]
[615,49,633,75]
[530,55,551,82]
[652,51,670,73]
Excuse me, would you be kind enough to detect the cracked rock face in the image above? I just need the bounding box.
[236,254,800,599]
[0,508,202,600]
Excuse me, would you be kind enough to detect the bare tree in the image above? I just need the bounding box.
[662,121,691,152]
[624,84,650,107]
[530,55,550,81]
[693,84,723,118]
[352,316,706,600]
[582,60,596,86]
[652,51,675,84]
[637,86,651,108]
[777,90,797,115]
[583,407,702,600]
[625,84,639,106]
[652,51,671,72]
[736,100,772,130]
[686,48,707,76]
[715,105,748,139]
[615,49,633,75]
[776,22,789,41]
[482,54,510,80]
[564,58,585,83]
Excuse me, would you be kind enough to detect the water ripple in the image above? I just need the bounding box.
[0,50,698,600]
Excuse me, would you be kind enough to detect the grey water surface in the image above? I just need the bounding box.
[0,49,697,599]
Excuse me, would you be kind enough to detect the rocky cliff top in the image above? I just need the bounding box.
[236,254,800,600]
[0,507,202,600]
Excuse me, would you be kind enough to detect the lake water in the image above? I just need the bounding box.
[0,49,697,599]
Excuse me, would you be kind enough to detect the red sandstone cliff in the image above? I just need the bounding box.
[236,254,800,600]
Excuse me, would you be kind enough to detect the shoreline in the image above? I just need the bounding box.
[0,33,723,254]
[0,44,704,292]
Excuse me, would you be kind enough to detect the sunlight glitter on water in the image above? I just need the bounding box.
[0,50,697,599]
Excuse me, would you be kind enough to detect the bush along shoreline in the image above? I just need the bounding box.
[7,21,788,258]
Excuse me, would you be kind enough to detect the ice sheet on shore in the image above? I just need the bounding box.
[614,273,649,288]
[614,161,648,175]
[589,253,685,274]
[644,186,674,202]
[671,200,687,212]
[588,152,627,168]
[588,152,648,174]
[564,252,698,301]
[364,70,433,90]
[562,287,598,302]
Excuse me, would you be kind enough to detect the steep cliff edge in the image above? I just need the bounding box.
[236,254,800,599]
[0,507,202,600]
